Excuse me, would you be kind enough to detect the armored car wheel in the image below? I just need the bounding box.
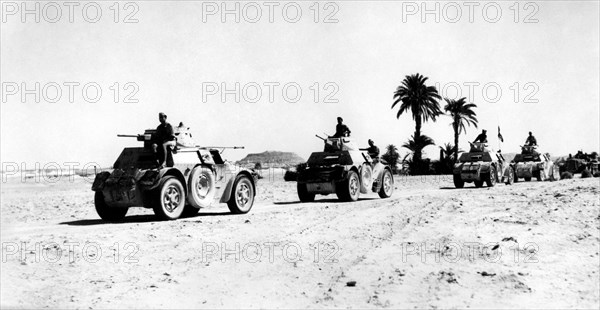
[505,167,514,185]
[94,191,128,222]
[188,166,216,208]
[152,176,186,220]
[338,170,360,202]
[524,177,532,182]
[453,174,464,188]
[378,169,394,198]
[297,183,315,202]
[537,170,545,182]
[474,180,484,188]
[227,175,255,214]
[485,166,497,187]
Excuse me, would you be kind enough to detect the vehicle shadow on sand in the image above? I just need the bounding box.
[59,211,232,226]
[438,186,491,190]
[273,197,381,205]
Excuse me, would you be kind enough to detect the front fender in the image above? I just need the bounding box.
[91,171,111,191]
[219,170,257,203]
[139,167,187,193]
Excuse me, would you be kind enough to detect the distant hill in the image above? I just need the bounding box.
[237,151,305,167]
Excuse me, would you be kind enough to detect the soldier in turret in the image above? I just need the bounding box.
[153,112,176,168]
[331,117,351,138]
[525,131,537,146]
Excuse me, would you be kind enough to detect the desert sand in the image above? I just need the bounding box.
[1,173,599,309]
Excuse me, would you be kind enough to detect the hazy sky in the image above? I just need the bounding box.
[1,1,599,169]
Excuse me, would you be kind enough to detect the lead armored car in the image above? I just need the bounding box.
[91,129,258,221]
[453,142,514,188]
[296,137,394,202]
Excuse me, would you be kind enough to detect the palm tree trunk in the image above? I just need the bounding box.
[453,121,459,163]
[414,118,422,163]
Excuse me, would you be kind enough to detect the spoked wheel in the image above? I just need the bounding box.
[378,169,394,198]
[338,170,360,202]
[152,176,186,220]
[505,167,514,185]
[485,166,497,187]
[188,166,216,208]
[227,175,255,214]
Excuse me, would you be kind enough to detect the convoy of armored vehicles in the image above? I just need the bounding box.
[90,118,594,221]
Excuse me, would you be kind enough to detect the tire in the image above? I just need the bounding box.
[485,166,497,187]
[360,164,374,193]
[378,169,394,198]
[474,180,484,188]
[338,170,360,202]
[513,169,519,183]
[505,167,514,185]
[524,177,532,182]
[188,166,216,208]
[181,204,200,218]
[227,175,255,214]
[297,183,315,202]
[537,169,545,182]
[453,174,464,188]
[152,176,186,220]
[94,191,128,222]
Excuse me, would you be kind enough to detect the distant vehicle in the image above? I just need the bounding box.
[91,129,258,221]
[559,151,599,174]
[296,136,394,202]
[511,145,555,182]
[452,142,514,188]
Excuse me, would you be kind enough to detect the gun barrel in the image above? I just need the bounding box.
[315,134,326,141]
[117,134,139,138]
[195,146,245,149]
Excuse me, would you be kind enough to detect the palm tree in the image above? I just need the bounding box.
[439,143,455,161]
[382,144,400,172]
[402,134,436,175]
[392,73,442,164]
[443,97,478,162]
[402,134,436,156]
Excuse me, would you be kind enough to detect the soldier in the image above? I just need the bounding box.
[525,131,537,146]
[153,112,176,168]
[360,139,380,159]
[332,117,351,138]
[473,129,488,143]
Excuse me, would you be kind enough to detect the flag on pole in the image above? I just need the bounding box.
[497,126,504,142]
